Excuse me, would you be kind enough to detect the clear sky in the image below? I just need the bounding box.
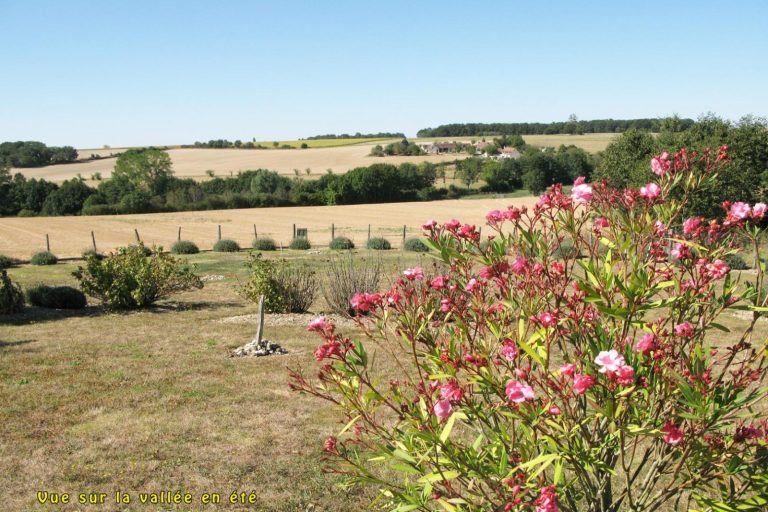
[1,0,766,148]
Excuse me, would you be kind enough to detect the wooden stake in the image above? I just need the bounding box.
[46,234,50,252]
[368,224,371,242]
[134,228,140,242]
[293,223,296,239]
[91,231,97,252]
[218,225,222,241]
[253,224,257,239]
[255,295,265,344]
[331,223,335,240]
[178,226,181,241]
[402,225,407,244]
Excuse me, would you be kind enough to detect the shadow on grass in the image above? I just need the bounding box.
[0,300,242,326]
[0,339,37,349]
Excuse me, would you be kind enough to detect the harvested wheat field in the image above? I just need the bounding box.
[0,196,538,259]
[12,143,466,183]
[414,133,617,153]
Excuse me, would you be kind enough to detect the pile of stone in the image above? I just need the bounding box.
[230,338,287,357]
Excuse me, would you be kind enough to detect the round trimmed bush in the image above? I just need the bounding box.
[367,237,391,250]
[25,284,87,309]
[253,238,277,251]
[289,237,311,250]
[724,253,749,270]
[403,238,429,253]
[81,249,105,261]
[0,255,13,270]
[213,239,240,252]
[0,270,24,314]
[31,251,58,266]
[330,236,355,250]
[171,240,200,255]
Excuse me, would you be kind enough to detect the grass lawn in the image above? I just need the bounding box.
[0,250,429,511]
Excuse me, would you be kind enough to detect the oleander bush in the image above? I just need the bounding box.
[253,238,277,251]
[329,236,355,250]
[0,270,24,314]
[289,237,311,250]
[25,284,87,309]
[366,237,391,250]
[30,251,58,265]
[291,146,768,511]
[213,239,240,252]
[403,237,429,252]
[171,240,200,255]
[237,253,317,313]
[73,244,203,310]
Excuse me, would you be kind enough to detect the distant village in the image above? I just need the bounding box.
[417,141,522,159]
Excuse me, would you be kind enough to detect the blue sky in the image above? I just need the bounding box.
[1,0,766,148]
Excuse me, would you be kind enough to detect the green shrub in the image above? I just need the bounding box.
[213,239,240,252]
[237,253,317,313]
[120,244,153,257]
[73,244,203,310]
[329,236,355,250]
[31,251,58,265]
[724,252,750,270]
[81,249,104,261]
[17,209,37,217]
[171,240,200,255]
[366,237,391,250]
[0,270,24,314]
[0,255,14,270]
[253,238,277,251]
[289,237,311,250]
[322,255,381,316]
[403,238,429,252]
[25,284,87,309]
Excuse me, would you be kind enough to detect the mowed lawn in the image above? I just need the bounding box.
[0,250,430,511]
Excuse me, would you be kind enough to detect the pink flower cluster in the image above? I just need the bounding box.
[724,201,767,224]
[534,485,559,512]
[594,350,635,386]
[505,380,535,403]
[402,266,424,281]
[639,182,661,200]
[350,292,382,312]
[651,152,671,176]
[661,421,684,445]
[571,176,593,204]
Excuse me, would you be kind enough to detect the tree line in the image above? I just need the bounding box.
[417,117,696,137]
[305,132,404,140]
[0,141,78,167]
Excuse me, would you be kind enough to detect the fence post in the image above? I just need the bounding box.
[293,224,296,239]
[218,225,222,241]
[402,224,406,245]
[46,234,50,252]
[331,223,335,240]
[253,224,257,239]
[91,231,97,252]
[134,228,141,242]
[368,224,371,242]
[178,226,181,241]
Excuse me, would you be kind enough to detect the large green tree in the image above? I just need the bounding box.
[112,148,173,195]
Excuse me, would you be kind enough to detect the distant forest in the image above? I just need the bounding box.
[417,117,696,137]
[305,132,404,140]
[0,141,78,168]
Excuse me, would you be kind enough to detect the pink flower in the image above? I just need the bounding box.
[350,292,381,312]
[704,259,730,280]
[661,422,684,445]
[730,202,751,221]
[534,485,559,512]
[560,363,576,376]
[537,311,558,328]
[308,316,334,333]
[440,298,452,312]
[501,339,519,361]
[595,350,625,374]
[671,242,692,260]
[654,220,667,235]
[634,334,656,355]
[574,176,586,186]
[639,182,661,200]
[683,217,702,236]
[594,217,610,229]
[323,436,337,452]
[651,152,671,176]
[615,365,635,386]
[466,278,479,292]
[572,373,595,395]
[439,380,464,402]
[486,210,504,225]
[511,255,528,275]
[445,219,461,231]
[571,182,593,204]
[403,267,424,281]
[421,219,437,230]
[430,275,447,290]
[505,380,535,403]
[752,203,767,219]
[674,321,694,338]
[433,399,453,421]
[548,405,561,416]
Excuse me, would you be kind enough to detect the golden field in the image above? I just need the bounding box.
[0,196,539,259]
